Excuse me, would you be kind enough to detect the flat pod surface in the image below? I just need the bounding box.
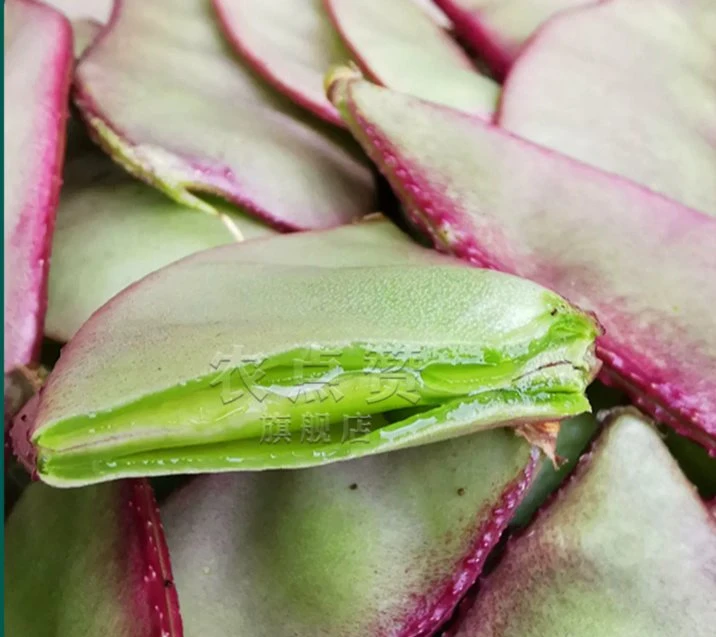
[5,479,181,636]
[433,0,591,76]
[325,0,498,117]
[75,0,375,230]
[499,0,716,215]
[4,0,73,372]
[46,152,275,342]
[212,0,351,125]
[452,410,716,636]
[71,18,102,57]
[163,428,537,637]
[15,222,598,485]
[329,76,716,452]
[43,0,113,23]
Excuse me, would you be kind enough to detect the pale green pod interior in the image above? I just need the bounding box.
[24,223,599,486]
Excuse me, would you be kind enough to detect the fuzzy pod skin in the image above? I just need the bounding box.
[4,0,73,373]
[328,74,716,454]
[46,149,276,342]
[162,427,538,637]
[432,0,592,77]
[12,221,599,486]
[324,0,498,117]
[5,478,182,636]
[212,0,351,126]
[499,0,716,216]
[451,409,716,636]
[74,0,376,231]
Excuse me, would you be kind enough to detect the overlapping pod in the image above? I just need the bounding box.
[4,0,73,372]
[212,0,352,125]
[163,428,538,636]
[6,427,539,636]
[13,222,599,486]
[499,0,716,215]
[5,479,182,636]
[328,73,716,453]
[325,0,498,116]
[46,151,275,341]
[452,410,716,636]
[74,0,375,230]
[433,0,592,76]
